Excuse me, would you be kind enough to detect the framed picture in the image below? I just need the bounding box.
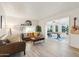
[71,17,79,34]
[0,16,2,29]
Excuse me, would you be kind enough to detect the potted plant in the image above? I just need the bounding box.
[36,25,42,33]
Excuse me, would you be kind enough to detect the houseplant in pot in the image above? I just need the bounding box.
[36,25,42,33]
[35,25,42,36]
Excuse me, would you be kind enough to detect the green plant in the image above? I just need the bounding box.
[36,25,42,33]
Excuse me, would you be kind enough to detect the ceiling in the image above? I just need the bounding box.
[1,2,79,20]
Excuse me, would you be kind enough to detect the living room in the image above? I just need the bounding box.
[0,2,79,57]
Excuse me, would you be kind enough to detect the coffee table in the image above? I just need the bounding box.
[30,37,45,44]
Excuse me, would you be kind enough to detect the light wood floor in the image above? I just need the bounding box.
[11,39,79,57]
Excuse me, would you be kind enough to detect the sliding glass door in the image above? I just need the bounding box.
[46,17,69,41]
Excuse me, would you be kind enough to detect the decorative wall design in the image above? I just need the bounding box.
[71,17,79,34]
[21,20,32,26]
[20,20,32,33]
[25,20,32,26]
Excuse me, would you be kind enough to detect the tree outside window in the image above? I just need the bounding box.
[55,25,58,32]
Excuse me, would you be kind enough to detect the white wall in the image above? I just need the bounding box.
[0,4,7,39]
[38,8,79,49]
[6,16,38,35]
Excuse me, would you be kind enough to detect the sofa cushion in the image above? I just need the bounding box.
[0,39,10,46]
[0,40,4,46]
[4,39,10,43]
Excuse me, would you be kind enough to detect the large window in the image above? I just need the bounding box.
[62,25,69,34]
[46,17,69,40]
[55,25,58,32]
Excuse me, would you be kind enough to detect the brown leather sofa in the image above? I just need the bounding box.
[0,42,26,57]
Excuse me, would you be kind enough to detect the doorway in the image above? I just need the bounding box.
[46,17,69,42]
